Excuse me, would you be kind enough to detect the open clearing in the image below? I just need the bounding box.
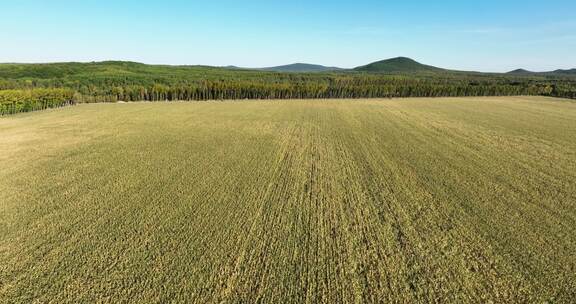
[1,96,575,303]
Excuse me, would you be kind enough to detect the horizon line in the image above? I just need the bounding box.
[0,58,573,74]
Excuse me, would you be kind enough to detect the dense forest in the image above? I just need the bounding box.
[1,61,575,115]
[0,88,74,115]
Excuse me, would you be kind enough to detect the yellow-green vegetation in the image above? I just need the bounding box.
[0,88,75,115]
[1,97,575,303]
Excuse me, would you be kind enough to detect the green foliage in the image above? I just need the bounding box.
[550,84,576,99]
[0,61,575,115]
[1,97,575,302]
[0,88,75,115]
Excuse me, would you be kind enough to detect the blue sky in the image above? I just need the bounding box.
[1,0,575,72]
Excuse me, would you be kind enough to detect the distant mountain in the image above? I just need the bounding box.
[354,57,443,73]
[507,68,576,76]
[260,63,343,73]
[1,60,574,79]
[507,69,535,75]
[552,68,576,75]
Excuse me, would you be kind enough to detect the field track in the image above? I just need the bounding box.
[1,97,575,303]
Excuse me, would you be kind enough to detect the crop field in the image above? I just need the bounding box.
[1,96,575,303]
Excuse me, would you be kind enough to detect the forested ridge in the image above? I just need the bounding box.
[1,61,575,114]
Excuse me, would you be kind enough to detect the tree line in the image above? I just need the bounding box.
[1,61,575,114]
[77,80,555,102]
[0,88,75,115]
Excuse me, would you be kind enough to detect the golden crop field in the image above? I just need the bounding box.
[1,97,575,303]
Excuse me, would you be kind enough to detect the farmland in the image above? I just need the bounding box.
[1,96,575,303]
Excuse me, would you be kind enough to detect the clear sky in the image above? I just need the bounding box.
[1,0,575,72]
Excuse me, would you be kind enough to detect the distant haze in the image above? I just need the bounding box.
[0,0,575,72]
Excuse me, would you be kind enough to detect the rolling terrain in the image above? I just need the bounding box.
[354,57,444,73]
[2,58,576,114]
[1,96,575,303]
[1,57,573,78]
[259,63,343,72]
